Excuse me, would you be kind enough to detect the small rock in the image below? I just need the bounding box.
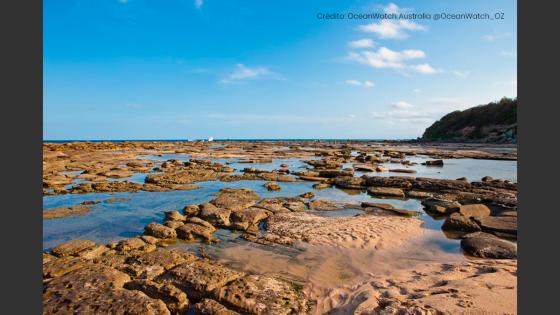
[264,181,281,191]
[459,204,491,218]
[299,192,315,199]
[144,222,177,239]
[442,213,481,232]
[460,232,517,259]
[165,210,186,221]
[367,187,405,198]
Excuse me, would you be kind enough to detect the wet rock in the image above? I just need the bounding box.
[124,279,189,313]
[305,159,342,169]
[460,232,517,259]
[421,198,461,214]
[199,204,232,227]
[165,210,185,221]
[442,213,481,233]
[312,183,331,190]
[376,165,389,172]
[176,223,216,240]
[80,200,101,205]
[353,164,376,172]
[144,222,177,239]
[459,204,491,218]
[389,168,417,174]
[473,216,517,236]
[481,176,494,182]
[332,176,366,189]
[51,240,97,257]
[215,275,308,315]
[195,298,241,315]
[406,190,433,199]
[210,188,261,211]
[141,235,160,245]
[183,204,200,216]
[264,181,281,191]
[156,260,245,300]
[318,169,354,178]
[365,176,413,189]
[456,177,468,181]
[423,159,444,166]
[253,198,292,214]
[367,187,405,198]
[299,192,315,199]
[43,205,92,220]
[308,199,338,211]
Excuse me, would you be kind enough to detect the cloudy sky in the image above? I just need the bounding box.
[44,0,517,140]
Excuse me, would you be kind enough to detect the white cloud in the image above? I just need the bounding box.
[195,0,203,9]
[346,79,375,88]
[348,114,357,119]
[358,4,425,39]
[500,50,517,58]
[452,70,470,78]
[391,101,413,109]
[347,47,437,74]
[481,32,512,42]
[219,64,283,84]
[348,38,375,49]
[412,88,422,93]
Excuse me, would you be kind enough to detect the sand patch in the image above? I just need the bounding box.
[259,212,424,250]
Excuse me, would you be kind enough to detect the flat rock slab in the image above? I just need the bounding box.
[125,249,198,279]
[308,199,339,211]
[43,256,88,279]
[474,216,517,235]
[421,198,461,214]
[460,232,517,259]
[51,239,97,257]
[156,260,245,300]
[215,275,308,315]
[43,205,92,219]
[176,222,216,240]
[210,188,260,211]
[367,187,405,198]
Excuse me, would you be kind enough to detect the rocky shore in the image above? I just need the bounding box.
[43,141,517,314]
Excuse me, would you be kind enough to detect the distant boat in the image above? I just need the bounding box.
[208,137,214,142]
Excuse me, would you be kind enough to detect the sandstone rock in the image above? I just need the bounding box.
[43,205,92,220]
[195,299,241,315]
[51,240,97,257]
[460,232,517,259]
[423,159,444,166]
[353,164,376,172]
[141,235,160,245]
[442,213,481,233]
[406,190,433,199]
[264,181,281,191]
[183,204,200,216]
[199,205,232,227]
[421,198,461,214]
[312,183,331,190]
[361,202,420,217]
[367,187,405,198]
[389,168,417,174]
[144,222,177,239]
[215,275,308,315]
[473,216,517,236]
[164,220,185,229]
[332,176,366,189]
[481,176,494,182]
[43,256,88,278]
[210,188,260,211]
[187,217,216,229]
[165,210,185,221]
[459,204,491,218]
[76,245,110,260]
[124,279,189,313]
[230,208,271,230]
[115,238,156,254]
[308,199,339,211]
[176,223,216,240]
[318,169,354,178]
[299,192,315,199]
[156,260,245,300]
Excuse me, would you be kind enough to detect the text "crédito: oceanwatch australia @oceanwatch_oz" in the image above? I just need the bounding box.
[316,11,506,21]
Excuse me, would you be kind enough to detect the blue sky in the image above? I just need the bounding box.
[44,0,517,140]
